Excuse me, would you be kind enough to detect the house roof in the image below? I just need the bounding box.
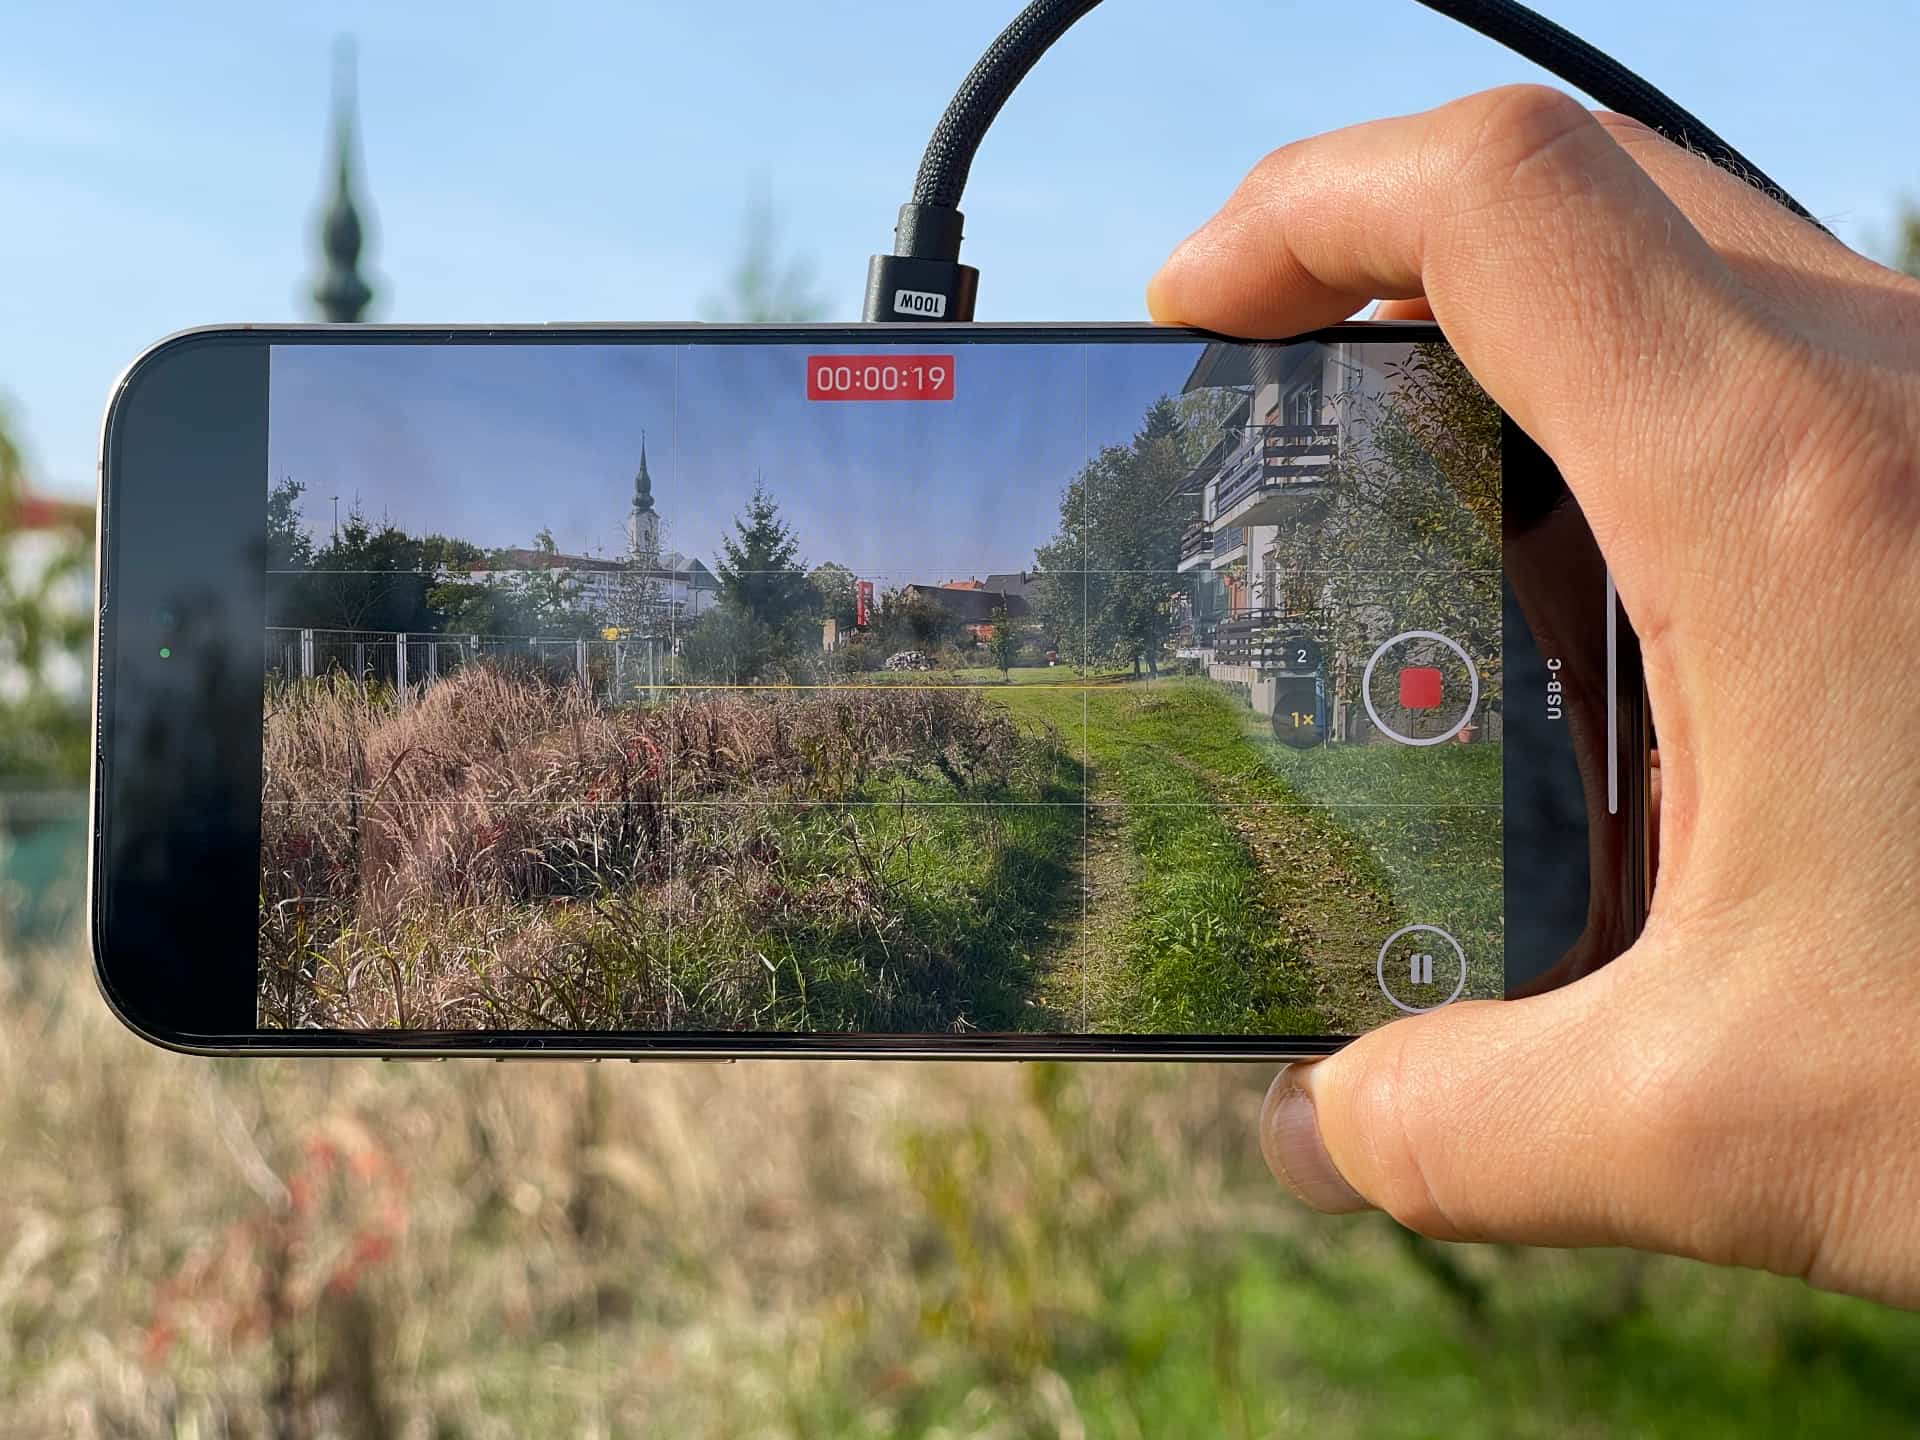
[981,571,1040,600]
[475,548,718,586]
[1180,340,1321,396]
[903,583,1030,624]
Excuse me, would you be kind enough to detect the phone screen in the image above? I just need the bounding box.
[95,325,1645,1052]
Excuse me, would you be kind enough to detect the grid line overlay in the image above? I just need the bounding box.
[1081,348,1091,1032]
[260,335,1507,1035]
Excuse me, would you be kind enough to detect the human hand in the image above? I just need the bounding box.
[1148,85,1920,1307]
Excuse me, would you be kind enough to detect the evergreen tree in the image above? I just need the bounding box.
[684,483,815,681]
[715,482,813,632]
[699,177,828,322]
[298,505,434,631]
[266,476,314,571]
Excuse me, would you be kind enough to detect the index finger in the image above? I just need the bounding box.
[1146,85,1763,521]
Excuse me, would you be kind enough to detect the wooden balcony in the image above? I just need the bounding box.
[1211,608,1322,670]
[1178,520,1212,572]
[1212,424,1340,528]
[1209,525,1246,566]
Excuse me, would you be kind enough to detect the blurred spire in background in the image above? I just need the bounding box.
[311,36,376,323]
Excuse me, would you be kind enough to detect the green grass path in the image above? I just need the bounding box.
[998,680,1421,1035]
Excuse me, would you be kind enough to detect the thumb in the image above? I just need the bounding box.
[1261,963,1670,1247]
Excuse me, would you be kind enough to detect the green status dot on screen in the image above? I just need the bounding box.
[158,647,171,659]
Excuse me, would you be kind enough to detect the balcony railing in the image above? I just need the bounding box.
[1212,424,1340,522]
[1210,525,1246,563]
[1178,519,1212,569]
[1211,608,1321,669]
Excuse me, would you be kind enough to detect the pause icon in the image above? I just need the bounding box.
[1409,952,1435,986]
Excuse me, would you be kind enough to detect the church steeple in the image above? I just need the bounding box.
[633,431,655,514]
[626,430,662,559]
[312,37,375,323]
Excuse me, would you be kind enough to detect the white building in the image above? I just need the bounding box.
[1173,339,1415,736]
[466,438,718,628]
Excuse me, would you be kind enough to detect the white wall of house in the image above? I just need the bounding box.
[1206,340,1420,727]
[467,566,717,624]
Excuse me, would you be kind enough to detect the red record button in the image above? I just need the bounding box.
[1398,666,1444,710]
[807,355,954,401]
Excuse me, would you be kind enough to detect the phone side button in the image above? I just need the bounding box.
[627,1057,736,1064]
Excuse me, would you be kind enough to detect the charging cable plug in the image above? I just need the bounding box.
[863,202,979,323]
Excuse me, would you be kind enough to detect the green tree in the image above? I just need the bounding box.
[267,476,314,571]
[0,409,92,783]
[1273,342,1502,707]
[809,561,858,628]
[695,483,815,679]
[677,606,772,687]
[417,532,483,573]
[715,483,812,632]
[1173,385,1243,468]
[875,587,957,655]
[424,578,520,636]
[285,505,426,630]
[699,177,828,322]
[987,604,1017,677]
[493,531,596,637]
[1033,395,1190,677]
[1893,200,1920,279]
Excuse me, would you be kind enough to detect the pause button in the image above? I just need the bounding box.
[1376,925,1468,1013]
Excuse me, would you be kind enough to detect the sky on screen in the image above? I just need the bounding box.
[268,339,1206,579]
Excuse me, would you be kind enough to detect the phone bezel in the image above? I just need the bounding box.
[92,320,1650,1060]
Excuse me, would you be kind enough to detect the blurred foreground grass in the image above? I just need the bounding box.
[1,942,1917,1438]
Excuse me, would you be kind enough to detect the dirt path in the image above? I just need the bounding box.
[1151,745,1401,1035]
[1020,780,1139,1033]
[1215,803,1400,1035]
[1075,795,1140,1030]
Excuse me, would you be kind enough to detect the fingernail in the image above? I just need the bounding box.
[1261,1066,1372,1214]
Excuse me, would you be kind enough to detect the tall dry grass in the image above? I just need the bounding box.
[259,667,1040,1030]
[0,947,1280,1438]
[13,946,1917,1439]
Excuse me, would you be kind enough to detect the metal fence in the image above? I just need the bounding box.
[265,627,671,703]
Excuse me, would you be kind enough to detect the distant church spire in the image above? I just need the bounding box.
[312,37,375,323]
[627,430,662,558]
[634,431,655,514]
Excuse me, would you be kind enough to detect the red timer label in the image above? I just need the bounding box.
[806,356,954,402]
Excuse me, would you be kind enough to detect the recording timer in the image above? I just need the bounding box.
[806,355,954,401]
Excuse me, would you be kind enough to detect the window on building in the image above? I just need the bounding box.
[1284,378,1321,428]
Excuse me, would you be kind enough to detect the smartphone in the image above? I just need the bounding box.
[91,322,1648,1058]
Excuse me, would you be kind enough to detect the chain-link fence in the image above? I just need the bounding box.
[265,627,672,703]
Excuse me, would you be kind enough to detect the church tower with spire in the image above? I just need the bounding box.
[625,433,662,560]
[311,37,376,323]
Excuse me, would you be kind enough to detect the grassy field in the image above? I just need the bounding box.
[262,667,1505,1035]
[8,950,1920,1436]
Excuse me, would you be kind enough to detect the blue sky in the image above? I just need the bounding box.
[8,0,1918,503]
[269,338,1206,578]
